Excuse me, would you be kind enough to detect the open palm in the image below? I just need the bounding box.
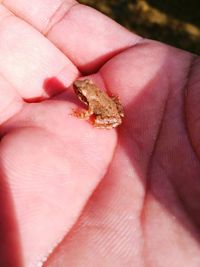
[0,1,200,267]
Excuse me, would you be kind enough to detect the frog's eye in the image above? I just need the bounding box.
[78,92,88,104]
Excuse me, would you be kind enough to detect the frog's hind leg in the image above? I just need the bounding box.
[112,96,124,117]
[93,116,120,129]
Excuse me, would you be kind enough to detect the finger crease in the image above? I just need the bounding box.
[42,0,78,36]
[184,56,200,161]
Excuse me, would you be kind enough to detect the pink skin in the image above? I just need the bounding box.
[0,1,200,266]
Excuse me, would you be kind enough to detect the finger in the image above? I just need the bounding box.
[0,75,23,125]
[2,0,77,32]
[3,0,141,73]
[0,4,78,100]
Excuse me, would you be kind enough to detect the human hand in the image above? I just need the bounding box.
[0,1,200,267]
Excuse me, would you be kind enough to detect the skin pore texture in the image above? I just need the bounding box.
[0,1,200,267]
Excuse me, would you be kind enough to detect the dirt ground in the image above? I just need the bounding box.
[79,0,200,55]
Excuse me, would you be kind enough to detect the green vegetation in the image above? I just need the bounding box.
[79,0,200,54]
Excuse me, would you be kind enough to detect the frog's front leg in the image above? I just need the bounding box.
[73,107,93,120]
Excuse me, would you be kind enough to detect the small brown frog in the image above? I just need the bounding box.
[73,79,124,129]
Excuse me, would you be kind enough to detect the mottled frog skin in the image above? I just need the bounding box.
[73,79,124,129]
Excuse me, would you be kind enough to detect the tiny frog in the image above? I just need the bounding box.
[73,79,124,129]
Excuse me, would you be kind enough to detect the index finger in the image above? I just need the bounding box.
[3,0,142,72]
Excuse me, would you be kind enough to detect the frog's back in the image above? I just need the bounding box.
[92,91,120,117]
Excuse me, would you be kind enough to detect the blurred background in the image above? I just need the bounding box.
[79,0,200,55]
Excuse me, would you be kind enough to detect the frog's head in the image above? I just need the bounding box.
[73,79,91,104]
